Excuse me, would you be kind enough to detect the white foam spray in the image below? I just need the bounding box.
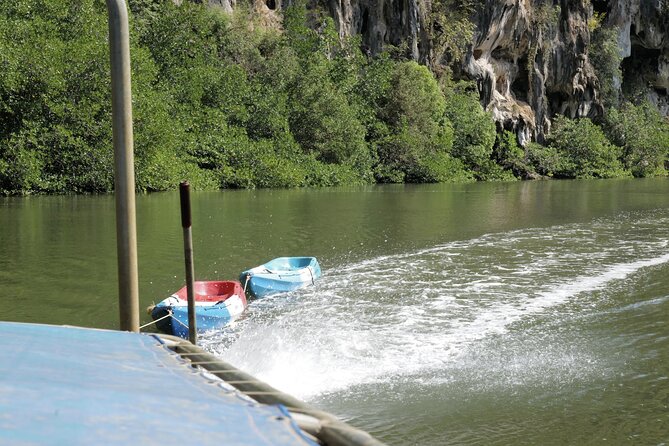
[201,214,669,399]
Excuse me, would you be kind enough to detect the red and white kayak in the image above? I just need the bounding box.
[150,281,247,338]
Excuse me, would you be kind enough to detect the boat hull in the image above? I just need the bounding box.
[240,257,321,299]
[2,321,320,445]
[150,281,247,338]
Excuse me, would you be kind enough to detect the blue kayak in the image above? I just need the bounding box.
[150,281,247,338]
[240,257,321,299]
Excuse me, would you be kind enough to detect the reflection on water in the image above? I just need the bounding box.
[2,178,669,445]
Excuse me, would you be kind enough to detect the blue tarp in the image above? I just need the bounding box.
[0,322,317,445]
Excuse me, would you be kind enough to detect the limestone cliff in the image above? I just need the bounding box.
[464,0,669,143]
[320,0,669,144]
[327,0,432,62]
[606,0,669,115]
[210,0,667,143]
[465,0,602,143]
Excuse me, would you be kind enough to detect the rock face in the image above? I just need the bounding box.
[214,0,667,143]
[466,0,602,143]
[607,0,669,115]
[191,0,237,13]
[320,0,669,143]
[327,0,432,62]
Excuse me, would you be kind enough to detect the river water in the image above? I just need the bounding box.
[2,179,668,444]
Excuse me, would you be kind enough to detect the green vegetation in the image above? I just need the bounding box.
[430,0,480,68]
[544,116,628,179]
[590,22,623,108]
[604,102,669,177]
[0,0,668,195]
[495,130,533,179]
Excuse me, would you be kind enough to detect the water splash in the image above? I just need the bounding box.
[200,213,669,399]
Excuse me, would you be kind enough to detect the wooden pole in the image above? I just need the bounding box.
[180,182,197,345]
[107,0,139,332]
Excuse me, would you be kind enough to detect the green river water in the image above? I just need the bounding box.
[2,178,668,445]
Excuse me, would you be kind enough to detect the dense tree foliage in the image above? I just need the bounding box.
[544,116,628,179]
[0,0,668,195]
[604,102,669,178]
[590,24,623,109]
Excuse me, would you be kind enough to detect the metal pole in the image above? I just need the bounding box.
[180,182,197,345]
[107,0,139,332]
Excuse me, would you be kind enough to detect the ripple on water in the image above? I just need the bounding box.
[199,212,669,407]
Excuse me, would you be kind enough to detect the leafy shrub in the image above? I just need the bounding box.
[526,142,562,177]
[444,83,497,178]
[410,152,474,183]
[6,0,651,195]
[371,61,461,182]
[303,157,369,187]
[0,130,44,194]
[373,126,465,183]
[590,25,623,108]
[546,116,628,178]
[494,130,531,179]
[605,102,669,177]
[380,61,447,136]
[373,128,420,183]
[288,68,369,166]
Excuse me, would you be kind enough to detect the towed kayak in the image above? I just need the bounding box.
[151,281,246,338]
[240,257,321,299]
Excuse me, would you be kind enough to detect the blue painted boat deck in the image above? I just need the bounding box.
[0,322,317,445]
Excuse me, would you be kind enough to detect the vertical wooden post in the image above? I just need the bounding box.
[107,0,139,332]
[180,181,197,345]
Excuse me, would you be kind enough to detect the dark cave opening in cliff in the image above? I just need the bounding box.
[621,44,661,99]
[361,8,369,36]
[511,58,529,103]
[547,91,570,117]
[591,0,608,14]
[265,0,276,9]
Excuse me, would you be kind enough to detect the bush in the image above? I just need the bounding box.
[0,129,44,194]
[494,130,531,179]
[444,83,497,177]
[590,25,623,108]
[304,157,370,187]
[605,102,669,177]
[371,61,460,182]
[410,152,474,183]
[546,116,629,179]
[10,0,638,194]
[288,68,369,166]
[0,0,116,193]
[526,142,562,177]
[380,61,447,136]
[374,128,421,183]
[373,126,465,183]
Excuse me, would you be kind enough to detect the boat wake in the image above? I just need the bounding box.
[200,212,669,400]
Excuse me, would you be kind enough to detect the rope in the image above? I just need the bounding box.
[170,315,190,329]
[307,266,315,285]
[186,360,237,366]
[242,391,288,396]
[139,309,190,332]
[162,341,385,446]
[190,368,244,374]
[222,380,268,385]
[139,310,172,330]
[243,274,251,293]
